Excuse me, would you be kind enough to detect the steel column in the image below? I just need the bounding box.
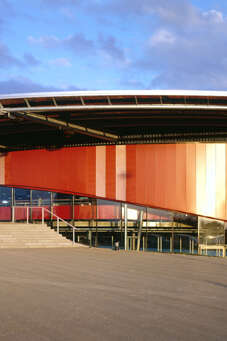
[124,203,128,251]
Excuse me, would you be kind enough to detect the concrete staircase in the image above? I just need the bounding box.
[0,223,83,248]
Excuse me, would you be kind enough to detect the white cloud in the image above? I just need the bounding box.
[98,35,130,67]
[202,10,224,24]
[28,32,129,68]
[28,34,94,54]
[49,58,72,67]
[0,77,83,95]
[28,35,60,48]
[6,0,227,91]
[150,29,176,46]
[131,2,227,90]
[60,7,75,19]
[0,43,23,68]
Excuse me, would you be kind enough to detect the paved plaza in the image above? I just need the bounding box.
[0,248,226,340]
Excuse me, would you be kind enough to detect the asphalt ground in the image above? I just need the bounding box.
[0,248,226,341]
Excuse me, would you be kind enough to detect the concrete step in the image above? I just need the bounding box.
[0,222,83,249]
[0,244,79,248]
[0,228,67,233]
[0,226,53,229]
[0,234,71,239]
[0,237,72,243]
[0,234,71,238]
[0,242,72,245]
[0,242,73,246]
[0,227,60,230]
[0,231,68,234]
[0,223,59,226]
[0,231,70,234]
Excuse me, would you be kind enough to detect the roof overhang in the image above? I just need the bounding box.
[1,90,227,151]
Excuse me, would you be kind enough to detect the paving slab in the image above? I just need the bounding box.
[0,248,226,340]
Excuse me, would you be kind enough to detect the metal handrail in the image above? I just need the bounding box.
[11,205,78,245]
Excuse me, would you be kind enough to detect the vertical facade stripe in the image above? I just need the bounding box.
[196,144,207,216]
[176,144,186,212]
[225,145,227,219]
[116,145,126,201]
[164,144,176,209]
[0,154,5,185]
[126,145,136,203]
[106,146,116,200]
[87,147,96,197]
[186,144,196,214]
[96,146,106,198]
[215,144,226,218]
[206,144,216,217]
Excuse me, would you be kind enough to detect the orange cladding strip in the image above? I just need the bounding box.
[163,144,177,210]
[5,147,97,197]
[205,144,216,217]
[196,144,207,216]
[116,145,126,201]
[135,145,153,205]
[4,143,227,220]
[186,144,196,214]
[106,146,116,200]
[175,144,187,212]
[226,146,227,219]
[87,147,96,196]
[126,145,136,202]
[96,146,106,198]
[215,144,226,218]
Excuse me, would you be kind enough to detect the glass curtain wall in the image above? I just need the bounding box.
[0,185,225,256]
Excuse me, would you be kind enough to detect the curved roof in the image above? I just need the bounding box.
[1,90,227,151]
[2,89,227,99]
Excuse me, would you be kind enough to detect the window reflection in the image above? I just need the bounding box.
[0,185,224,256]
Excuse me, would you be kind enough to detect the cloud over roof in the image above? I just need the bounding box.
[0,0,227,92]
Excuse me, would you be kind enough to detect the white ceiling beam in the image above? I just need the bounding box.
[1,104,227,112]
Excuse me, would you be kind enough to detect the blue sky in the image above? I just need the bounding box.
[0,0,227,93]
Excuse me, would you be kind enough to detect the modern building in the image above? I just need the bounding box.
[0,90,227,254]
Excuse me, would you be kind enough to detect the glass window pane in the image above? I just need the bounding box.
[97,199,121,220]
[15,188,30,205]
[32,190,51,205]
[53,192,73,205]
[0,187,11,206]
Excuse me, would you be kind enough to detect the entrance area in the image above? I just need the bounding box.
[0,186,226,256]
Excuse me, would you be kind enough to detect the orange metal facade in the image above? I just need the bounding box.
[1,143,227,220]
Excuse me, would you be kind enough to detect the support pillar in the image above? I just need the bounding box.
[132,232,135,250]
[170,236,173,252]
[11,188,15,222]
[124,203,128,251]
[50,192,54,222]
[72,195,75,226]
[88,230,92,248]
[137,211,143,252]
[180,237,182,253]
[29,189,33,223]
